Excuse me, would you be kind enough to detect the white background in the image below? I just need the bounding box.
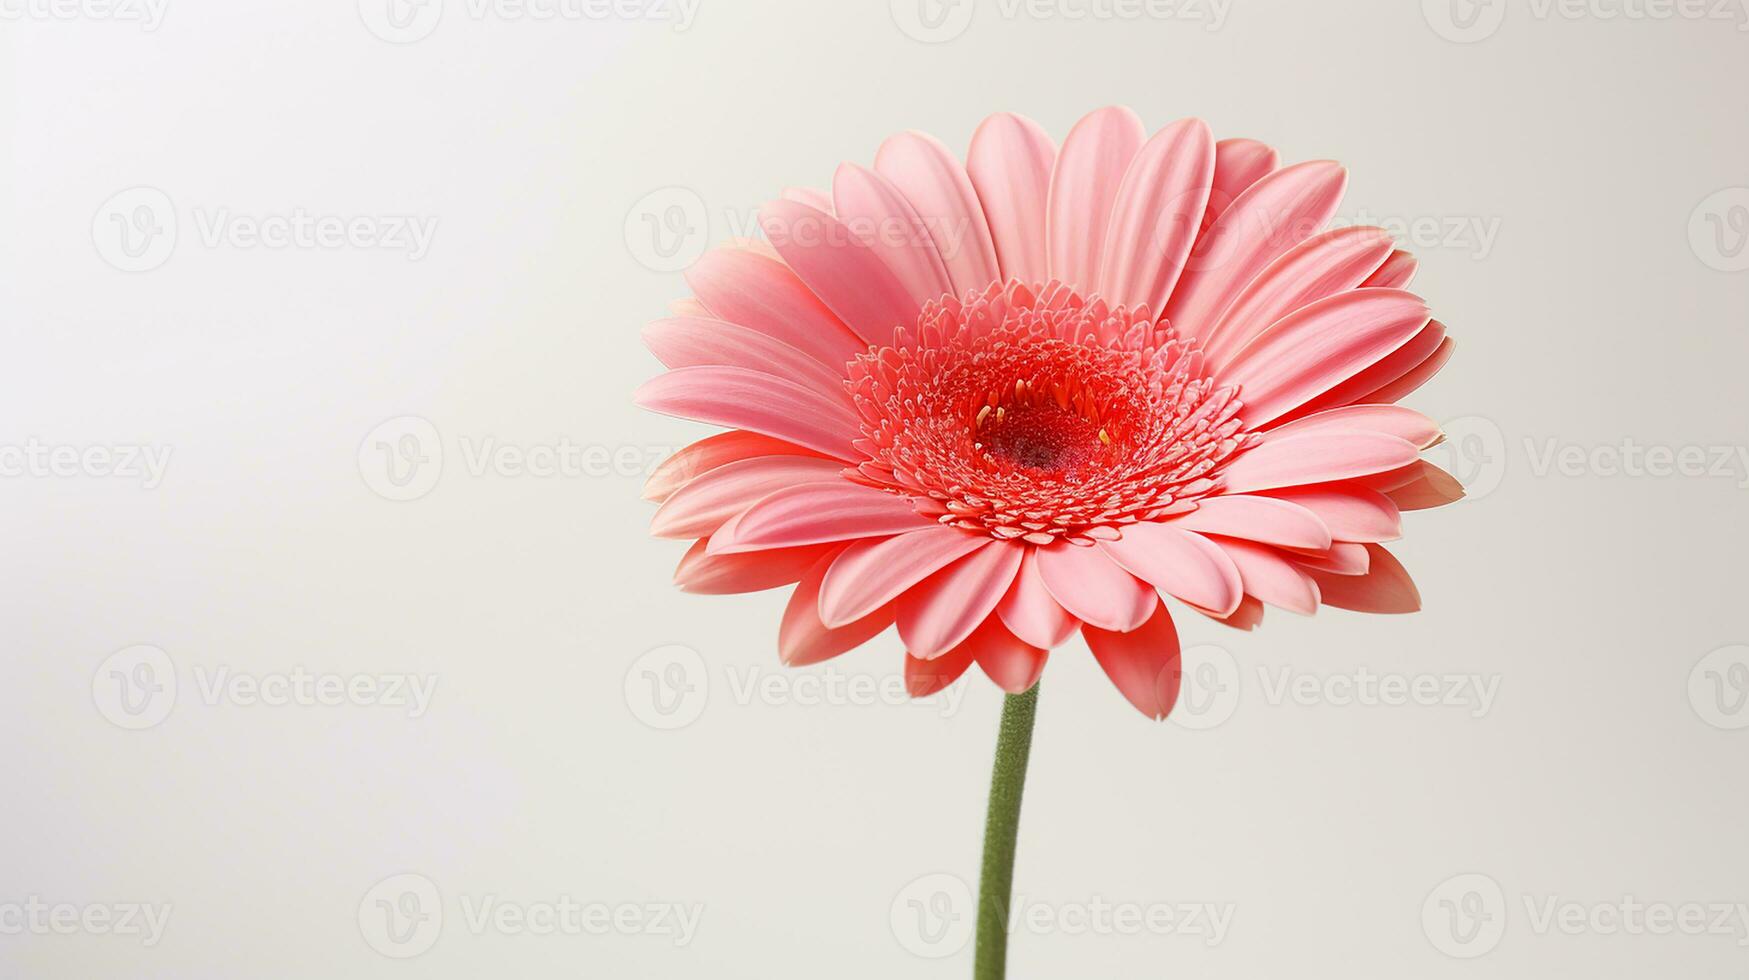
[4,0,1748,976]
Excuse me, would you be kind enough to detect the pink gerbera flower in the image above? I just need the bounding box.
[637,106,1460,720]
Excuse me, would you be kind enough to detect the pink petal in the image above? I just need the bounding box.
[758,199,920,347]
[1220,433,1421,494]
[1219,288,1432,425]
[1200,226,1397,371]
[1285,319,1445,420]
[635,365,861,460]
[1287,541,1371,576]
[674,539,835,594]
[780,549,895,666]
[1263,404,1443,449]
[905,644,976,698]
[1035,541,1157,632]
[1264,486,1403,542]
[995,549,1080,649]
[874,130,1002,295]
[708,481,932,555]
[1211,538,1320,615]
[1360,249,1418,288]
[1083,602,1183,720]
[1100,523,1243,616]
[1304,544,1420,613]
[683,247,865,367]
[651,456,849,539]
[1046,106,1146,289]
[1095,117,1216,314]
[669,297,710,317]
[1200,594,1264,631]
[818,526,989,628]
[780,186,833,213]
[831,163,955,307]
[966,619,1048,694]
[967,112,1056,285]
[642,316,852,398]
[1363,335,1455,404]
[1383,462,1466,511]
[1166,160,1348,342]
[643,431,821,503]
[1166,494,1332,550]
[896,541,1024,659]
[1204,138,1279,226]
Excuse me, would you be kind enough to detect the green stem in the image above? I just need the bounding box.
[973,683,1039,980]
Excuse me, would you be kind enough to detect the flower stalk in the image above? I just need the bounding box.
[973,683,1039,980]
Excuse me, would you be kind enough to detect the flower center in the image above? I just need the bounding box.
[845,280,1257,545]
[979,404,1107,477]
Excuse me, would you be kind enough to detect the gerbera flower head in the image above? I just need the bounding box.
[637,106,1460,719]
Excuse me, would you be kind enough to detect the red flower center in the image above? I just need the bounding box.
[846,281,1258,545]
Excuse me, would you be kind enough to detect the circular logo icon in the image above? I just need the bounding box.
[1688,187,1749,273]
[358,873,443,958]
[624,644,709,730]
[92,644,177,730]
[623,187,710,273]
[358,0,443,42]
[1689,645,1749,731]
[1422,872,1505,958]
[889,0,975,42]
[359,416,443,502]
[1171,644,1241,730]
[1426,415,1505,501]
[890,872,973,958]
[92,187,177,273]
[1422,0,1505,43]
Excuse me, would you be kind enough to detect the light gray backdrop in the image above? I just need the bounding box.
[4,0,1747,975]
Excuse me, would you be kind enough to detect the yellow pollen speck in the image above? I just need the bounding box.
[976,405,992,428]
[1098,428,1112,446]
